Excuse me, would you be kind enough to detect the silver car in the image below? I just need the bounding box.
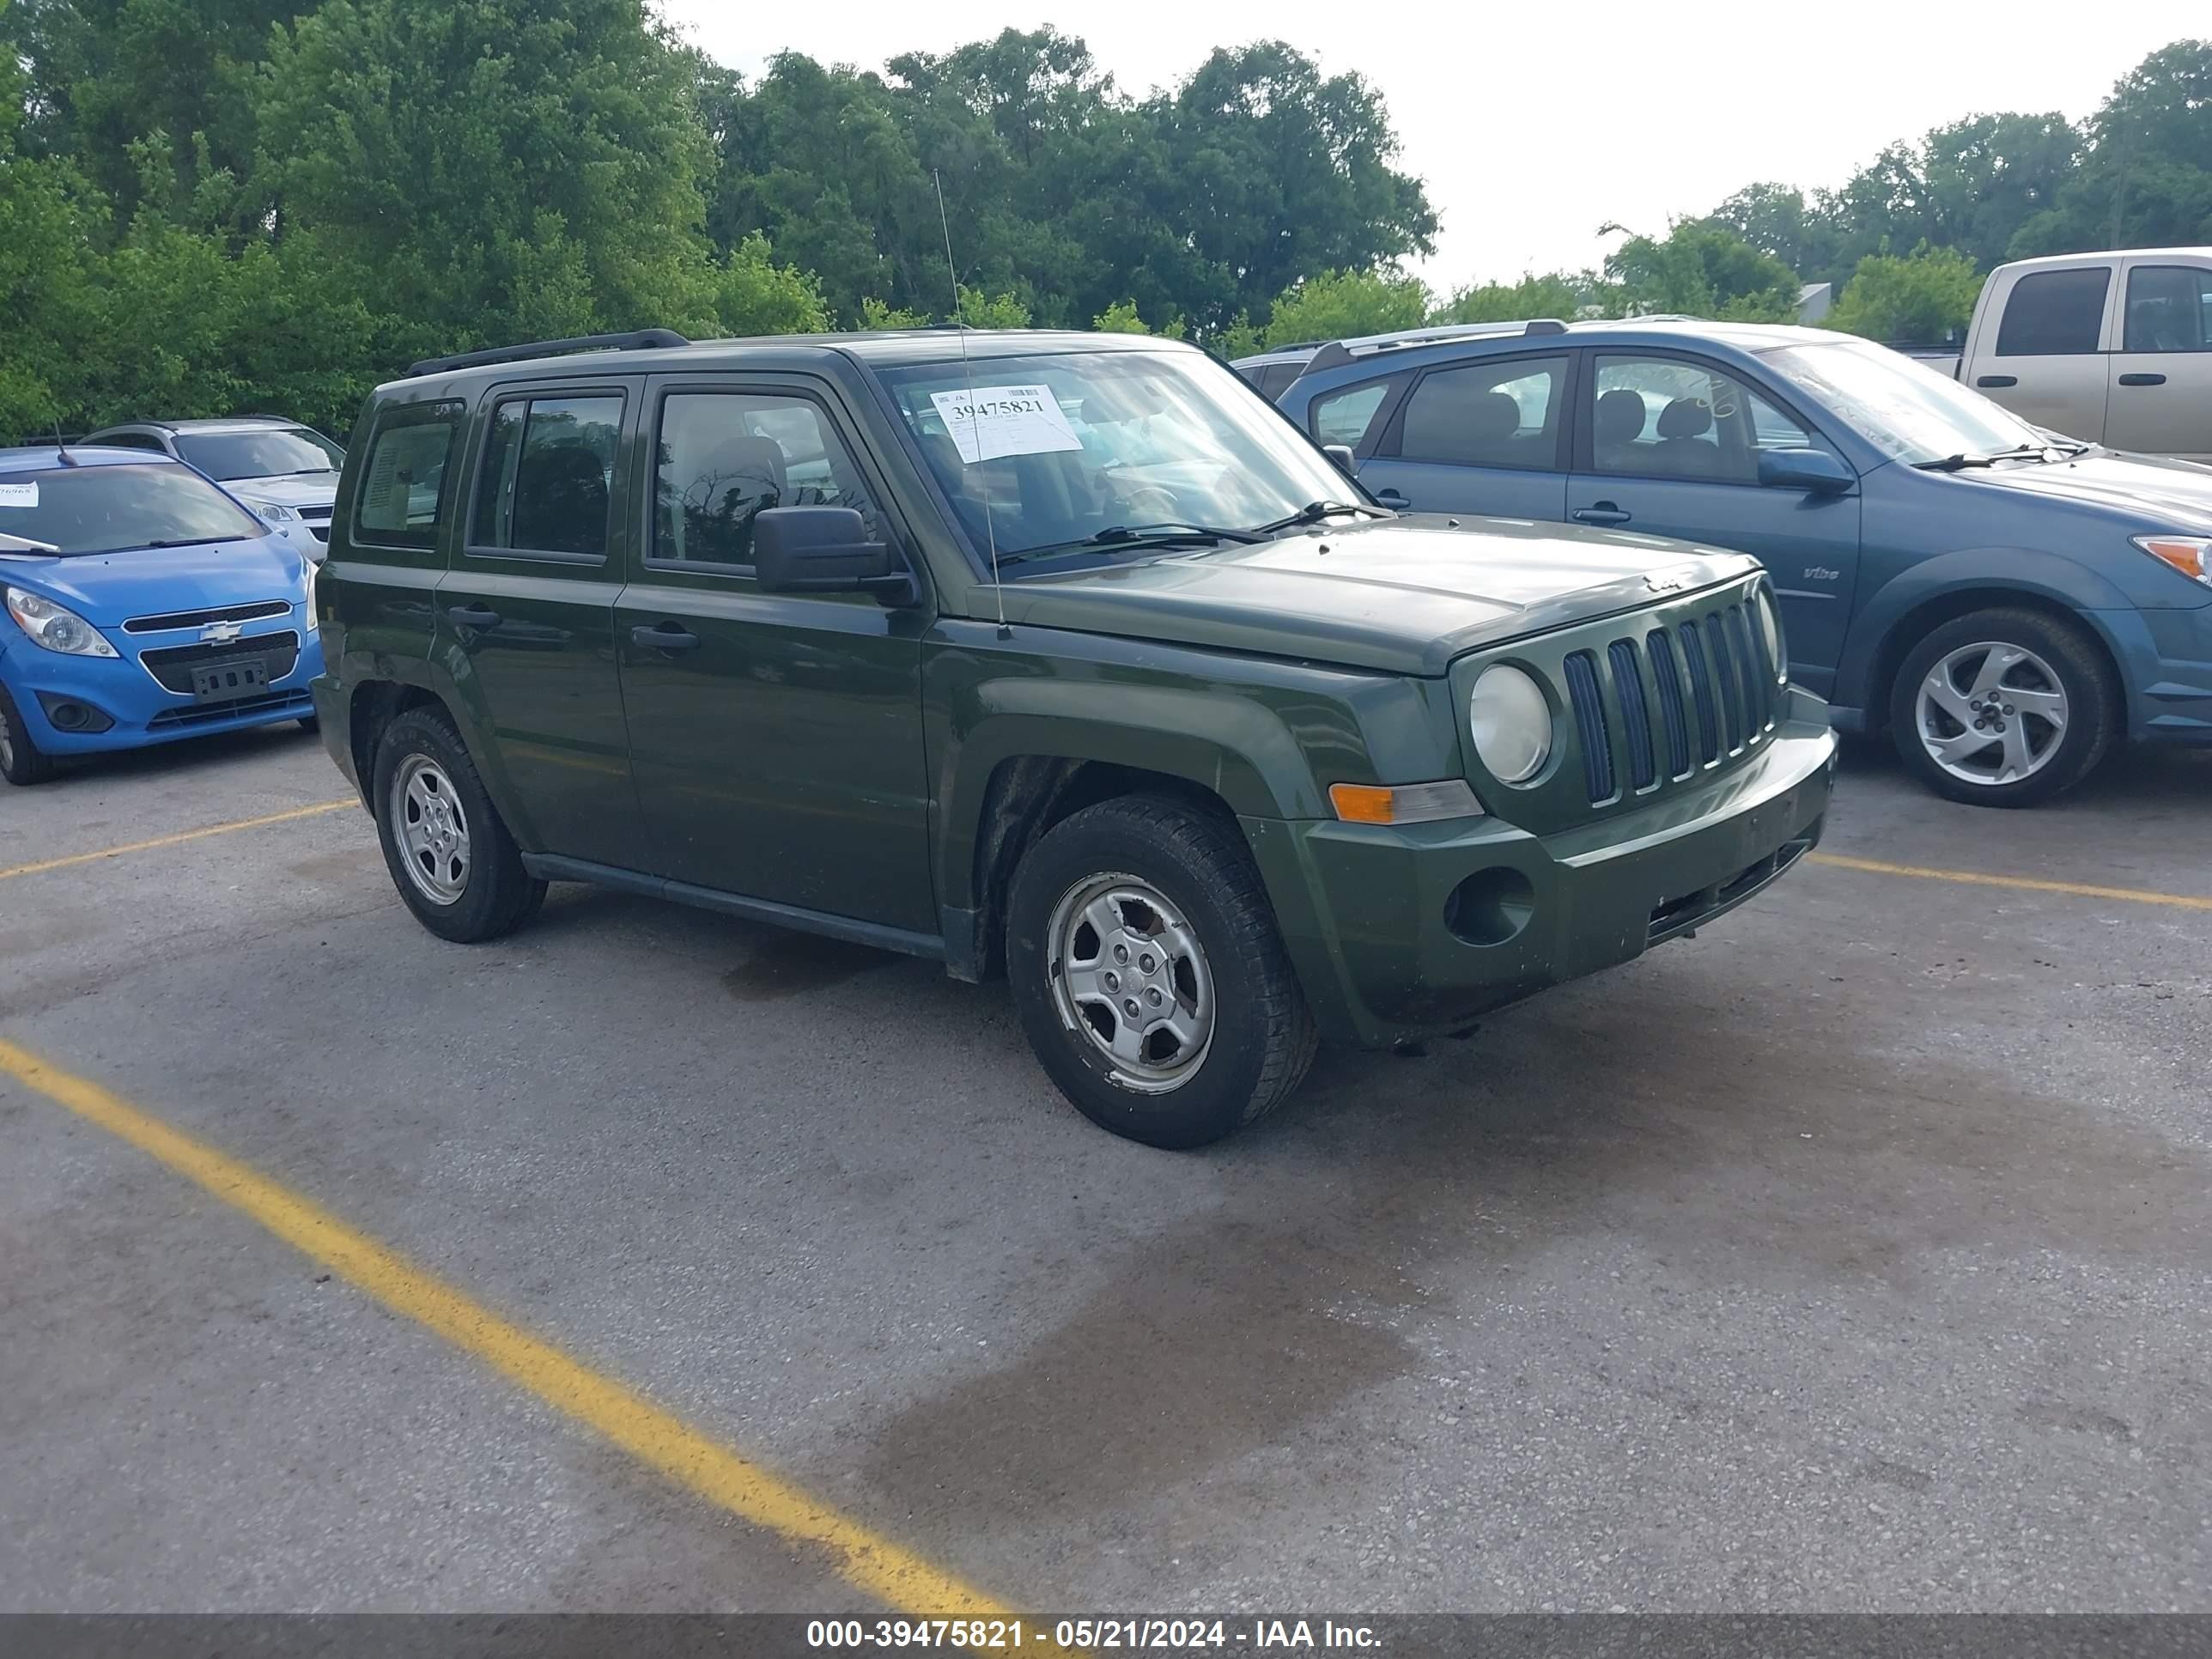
[82,416,345,556]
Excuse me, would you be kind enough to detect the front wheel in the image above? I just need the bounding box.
[0,684,57,786]
[1006,796,1316,1149]
[371,706,545,941]
[1888,607,2117,807]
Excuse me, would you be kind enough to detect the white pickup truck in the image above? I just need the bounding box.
[1908,248,2212,460]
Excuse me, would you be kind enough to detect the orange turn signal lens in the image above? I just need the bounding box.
[1328,780,1486,824]
[2134,535,2212,584]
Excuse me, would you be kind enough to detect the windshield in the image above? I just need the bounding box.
[176,426,344,482]
[873,349,1358,568]
[0,464,264,556]
[1763,340,2051,465]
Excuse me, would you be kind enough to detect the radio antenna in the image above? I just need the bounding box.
[934,168,1008,635]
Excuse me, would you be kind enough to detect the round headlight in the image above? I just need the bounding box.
[1754,586,1787,684]
[1469,664,1553,784]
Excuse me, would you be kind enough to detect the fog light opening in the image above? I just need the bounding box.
[1444,866,1535,948]
[34,693,114,734]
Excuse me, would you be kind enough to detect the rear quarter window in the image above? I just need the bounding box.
[1310,379,1397,448]
[352,401,465,550]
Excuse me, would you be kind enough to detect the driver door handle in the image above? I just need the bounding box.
[1374,488,1411,509]
[2118,372,2166,386]
[447,605,501,629]
[1572,502,1632,526]
[631,622,700,652]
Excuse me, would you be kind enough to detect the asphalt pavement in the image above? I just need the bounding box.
[2,723,2206,1613]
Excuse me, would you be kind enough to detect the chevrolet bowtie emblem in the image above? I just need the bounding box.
[201,619,244,644]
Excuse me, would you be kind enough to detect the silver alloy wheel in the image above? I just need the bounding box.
[0,706,14,772]
[390,752,471,905]
[1915,640,2069,787]
[1046,872,1215,1093]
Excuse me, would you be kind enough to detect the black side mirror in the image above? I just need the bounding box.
[752,506,909,600]
[1322,443,1358,477]
[1757,448,1855,495]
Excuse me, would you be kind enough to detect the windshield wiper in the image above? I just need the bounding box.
[1914,441,2086,471]
[1249,500,1391,536]
[997,522,1261,566]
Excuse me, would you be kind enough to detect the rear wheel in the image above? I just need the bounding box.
[371,707,544,941]
[1888,607,2116,807]
[1006,796,1316,1149]
[0,684,57,786]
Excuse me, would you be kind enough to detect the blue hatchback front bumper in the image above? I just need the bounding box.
[1,610,325,755]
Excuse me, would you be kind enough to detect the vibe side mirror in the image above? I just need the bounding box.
[1322,443,1358,477]
[752,506,912,602]
[1757,448,1855,495]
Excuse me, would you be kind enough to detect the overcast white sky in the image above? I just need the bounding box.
[665,1,2206,293]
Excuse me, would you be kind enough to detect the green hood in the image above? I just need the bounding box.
[996,514,1762,675]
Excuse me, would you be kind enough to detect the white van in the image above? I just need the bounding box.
[1940,249,2212,460]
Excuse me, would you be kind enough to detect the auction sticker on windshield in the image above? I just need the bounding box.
[929,385,1084,465]
[0,483,39,507]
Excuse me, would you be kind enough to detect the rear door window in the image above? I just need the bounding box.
[470,392,625,558]
[1388,356,1569,470]
[352,402,464,549]
[2122,264,2212,353]
[1995,269,2111,356]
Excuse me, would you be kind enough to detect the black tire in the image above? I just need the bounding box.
[1006,795,1317,1149]
[1887,606,2118,808]
[0,684,57,786]
[297,714,320,733]
[370,706,545,941]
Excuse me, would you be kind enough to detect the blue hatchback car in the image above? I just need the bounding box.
[0,445,324,785]
[1274,320,2212,805]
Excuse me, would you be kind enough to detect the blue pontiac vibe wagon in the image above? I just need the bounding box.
[0,446,324,784]
[1272,320,2212,805]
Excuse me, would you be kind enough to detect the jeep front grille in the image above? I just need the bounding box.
[1557,590,1780,805]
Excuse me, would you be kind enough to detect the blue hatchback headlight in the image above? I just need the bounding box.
[5,586,118,657]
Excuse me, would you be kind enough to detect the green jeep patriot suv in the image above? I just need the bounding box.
[312,327,1835,1147]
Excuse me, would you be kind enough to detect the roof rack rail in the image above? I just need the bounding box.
[1297,319,1571,376]
[407,329,690,380]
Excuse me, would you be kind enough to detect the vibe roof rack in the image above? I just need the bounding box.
[1299,319,1570,375]
[407,329,691,380]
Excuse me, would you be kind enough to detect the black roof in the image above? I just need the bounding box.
[388,327,1194,392]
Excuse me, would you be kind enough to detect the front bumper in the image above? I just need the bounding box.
[0,623,324,756]
[2090,602,2212,747]
[1246,695,1837,1048]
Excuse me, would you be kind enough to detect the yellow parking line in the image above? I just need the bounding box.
[0,1037,1024,1625]
[1809,851,2212,912]
[0,799,356,882]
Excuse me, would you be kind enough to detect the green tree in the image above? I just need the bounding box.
[859,297,930,330]
[253,0,717,346]
[1601,221,1802,320]
[0,0,301,227]
[1091,298,1185,337]
[1157,42,1437,336]
[1255,268,1428,348]
[708,234,830,337]
[1710,182,1841,283]
[1436,272,1589,324]
[2012,41,2212,254]
[956,286,1030,328]
[0,52,108,437]
[1823,243,1984,343]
